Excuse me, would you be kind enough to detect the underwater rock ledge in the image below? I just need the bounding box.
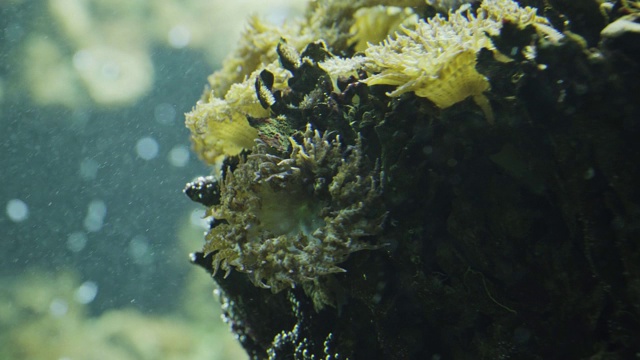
[183,0,640,359]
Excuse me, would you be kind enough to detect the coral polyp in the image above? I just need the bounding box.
[203,124,385,306]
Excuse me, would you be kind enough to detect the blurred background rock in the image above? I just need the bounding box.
[0,0,303,358]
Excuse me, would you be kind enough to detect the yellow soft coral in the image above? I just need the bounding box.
[186,62,291,166]
[361,7,499,121]
[185,98,258,166]
[480,0,564,43]
[353,0,562,122]
[206,16,304,99]
[349,6,419,51]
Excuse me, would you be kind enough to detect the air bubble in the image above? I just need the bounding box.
[168,145,189,167]
[74,281,98,304]
[6,199,29,222]
[136,137,159,160]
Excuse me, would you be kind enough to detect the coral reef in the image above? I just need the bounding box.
[185,0,640,358]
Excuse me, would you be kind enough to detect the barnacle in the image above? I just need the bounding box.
[202,124,385,307]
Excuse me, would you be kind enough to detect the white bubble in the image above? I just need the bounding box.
[67,231,88,252]
[88,200,107,219]
[154,103,176,125]
[168,145,190,167]
[49,298,68,317]
[79,158,100,180]
[74,281,98,304]
[129,235,151,265]
[84,216,102,232]
[168,25,191,48]
[136,137,159,160]
[84,200,107,232]
[6,199,29,222]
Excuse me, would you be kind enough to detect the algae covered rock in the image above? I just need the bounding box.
[184,0,640,358]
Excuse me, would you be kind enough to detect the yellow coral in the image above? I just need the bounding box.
[188,0,439,167]
[352,0,561,121]
[206,0,428,99]
[349,6,418,51]
[186,62,292,166]
[185,98,258,166]
[361,7,499,120]
[410,50,487,107]
[480,0,564,43]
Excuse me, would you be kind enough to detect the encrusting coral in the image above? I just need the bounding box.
[202,125,385,307]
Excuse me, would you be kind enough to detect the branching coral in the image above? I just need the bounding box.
[202,125,385,307]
